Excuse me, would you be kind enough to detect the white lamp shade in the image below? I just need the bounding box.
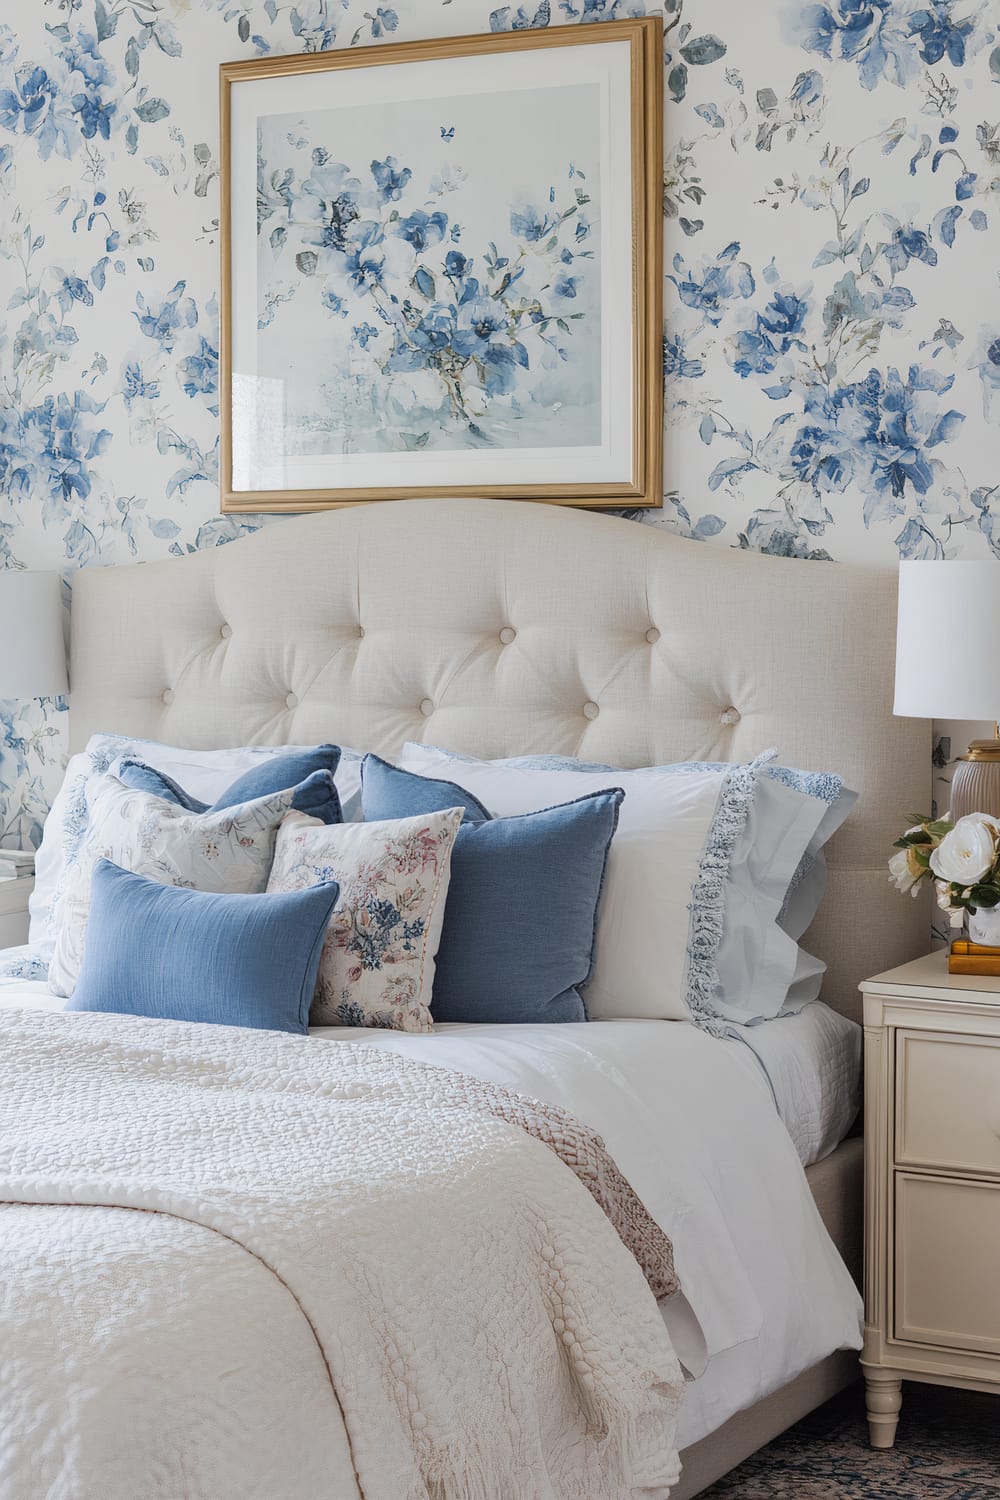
[894,560,1000,719]
[0,571,68,700]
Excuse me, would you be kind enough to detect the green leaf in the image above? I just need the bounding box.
[970,885,1000,908]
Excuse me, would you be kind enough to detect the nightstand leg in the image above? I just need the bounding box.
[865,1371,902,1448]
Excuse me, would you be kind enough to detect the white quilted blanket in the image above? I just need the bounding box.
[0,1009,684,1500]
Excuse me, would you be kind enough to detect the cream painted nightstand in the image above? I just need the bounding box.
[861,951,1000,1449]
[0,874,33,949]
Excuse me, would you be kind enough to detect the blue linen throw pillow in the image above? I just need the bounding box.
[361,755,623,1024]
[118,745,343,824]
[67,859,339,1034]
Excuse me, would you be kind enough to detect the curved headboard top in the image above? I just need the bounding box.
[70,497,930,1021]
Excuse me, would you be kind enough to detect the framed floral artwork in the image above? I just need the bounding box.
[219,17,662,512]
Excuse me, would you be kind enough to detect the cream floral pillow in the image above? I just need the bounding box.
[49,774,298,998]
[267,807,463,1031]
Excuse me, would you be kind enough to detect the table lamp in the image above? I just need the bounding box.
[0,570,68,871]
[894,560,1000,821]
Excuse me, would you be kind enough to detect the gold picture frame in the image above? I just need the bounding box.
[219,17,663,513]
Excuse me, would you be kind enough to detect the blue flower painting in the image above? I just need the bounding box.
[246,81,602,474]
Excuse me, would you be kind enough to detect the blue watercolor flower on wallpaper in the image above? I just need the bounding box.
[666,219,973,559]
[0,697,68,849]
[792,0,990,90]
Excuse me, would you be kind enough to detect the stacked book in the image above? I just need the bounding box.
[949,939,1000,976]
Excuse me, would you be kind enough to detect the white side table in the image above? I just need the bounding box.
[861,950,1000,1448]
[0,874,34,949]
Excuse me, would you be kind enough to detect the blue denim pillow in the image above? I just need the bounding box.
[361,758,490,825]
[361,755,622,1024]
[67,859,339,1034]
[117,746,343,824]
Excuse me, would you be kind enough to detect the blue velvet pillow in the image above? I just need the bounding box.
[361,755,623,1024]
[118,745,343,824]
[67,859,339,1034]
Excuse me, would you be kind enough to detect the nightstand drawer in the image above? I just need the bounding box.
[0,911,28,948]
[0,876,32,950]
[894,1172,1000,1355]
[896,1030,1000,1177]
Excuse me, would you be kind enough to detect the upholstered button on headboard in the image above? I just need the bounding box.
[69,497,930,1022]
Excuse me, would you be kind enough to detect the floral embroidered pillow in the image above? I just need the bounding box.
[266,807,463,1031]
[49,773,305,998]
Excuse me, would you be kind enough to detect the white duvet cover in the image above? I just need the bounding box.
[729,1001,861,1168]
[0,972,862,1473]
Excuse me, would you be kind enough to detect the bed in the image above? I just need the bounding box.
[0,497,930,1497]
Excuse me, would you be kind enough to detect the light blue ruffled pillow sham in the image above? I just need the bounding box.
[67,859,339,1034]
[406,744,856,1025]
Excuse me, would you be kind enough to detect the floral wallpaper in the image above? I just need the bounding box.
[1,0,997,844]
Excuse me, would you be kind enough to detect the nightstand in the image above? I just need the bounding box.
[0,874,33,949]
[860,951,1000,1449]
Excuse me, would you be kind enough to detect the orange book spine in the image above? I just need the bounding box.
[951,939,1000,957]
[948,953,1000,976]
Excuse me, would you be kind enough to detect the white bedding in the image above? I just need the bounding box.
[727,1001,861,1167]
[0,961,861,1168]
[2,1009,686,1500]
[0,971,863,1460]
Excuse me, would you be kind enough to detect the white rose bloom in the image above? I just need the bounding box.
[929,815,1000,886]
[888,847,921,894]
[934,881,967,928]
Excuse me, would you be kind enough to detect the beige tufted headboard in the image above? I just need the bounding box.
[69,497,930,1023]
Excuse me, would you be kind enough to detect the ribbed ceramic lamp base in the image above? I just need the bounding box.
[950,756,1000,822]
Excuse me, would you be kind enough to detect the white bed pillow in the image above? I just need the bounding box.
[267,807,463,1031]
[402,744,855,1026]
[30,734,365,959]
[48,774,299,998]
[399,742,776,1031]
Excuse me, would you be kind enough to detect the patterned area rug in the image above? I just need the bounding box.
[701,1382,1000,1498]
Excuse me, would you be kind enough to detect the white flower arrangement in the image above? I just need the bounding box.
[889,811,1000,930]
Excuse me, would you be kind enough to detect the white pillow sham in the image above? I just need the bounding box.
[267,807,463,1031]
[30,734,365,959]
[399,742,775,1030]
[402,744,855,1026]
[48,774,298,998]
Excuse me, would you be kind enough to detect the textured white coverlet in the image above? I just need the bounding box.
[0,1008,684,1500]
[0,976,863,1463]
